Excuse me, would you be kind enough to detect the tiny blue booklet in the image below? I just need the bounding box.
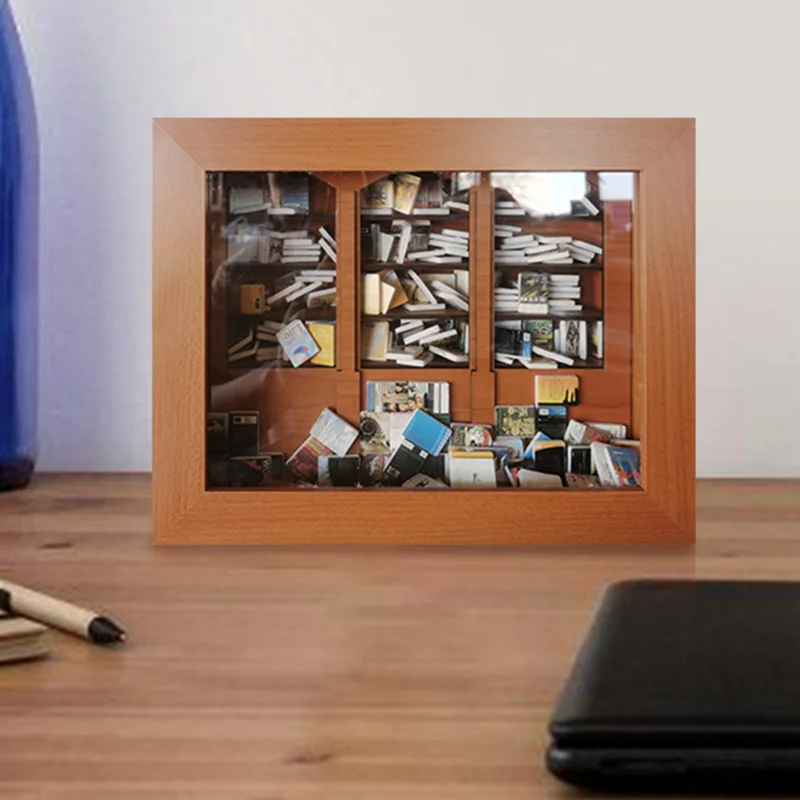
[402,409,452,456]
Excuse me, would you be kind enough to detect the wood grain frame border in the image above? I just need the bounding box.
[153,118,695,545]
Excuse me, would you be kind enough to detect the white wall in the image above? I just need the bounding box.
[10,0,800,476]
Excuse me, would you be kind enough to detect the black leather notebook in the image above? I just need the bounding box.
[548,580,800,790]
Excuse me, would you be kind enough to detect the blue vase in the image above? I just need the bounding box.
[0,0,38,490]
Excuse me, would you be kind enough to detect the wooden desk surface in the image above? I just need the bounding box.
[0,476,798,800]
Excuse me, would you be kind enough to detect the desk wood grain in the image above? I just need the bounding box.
[0,475,797,800]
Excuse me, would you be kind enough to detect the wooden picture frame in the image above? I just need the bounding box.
[153,118,695,545]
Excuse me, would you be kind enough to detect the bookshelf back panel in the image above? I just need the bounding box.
[258,370,341,457]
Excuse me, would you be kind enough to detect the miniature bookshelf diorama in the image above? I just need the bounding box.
[208,169,638,492]
[154,118,694,544]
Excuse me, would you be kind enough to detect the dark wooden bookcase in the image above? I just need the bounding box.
[153,118,695,544]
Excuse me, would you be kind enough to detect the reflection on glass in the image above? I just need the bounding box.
[206,171,338,489]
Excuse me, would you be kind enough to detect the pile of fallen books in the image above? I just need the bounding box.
[206,376,641,491]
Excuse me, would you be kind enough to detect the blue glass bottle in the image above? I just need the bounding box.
[0,0,38,490]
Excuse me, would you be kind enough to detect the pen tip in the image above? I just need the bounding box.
[89,616,127,646]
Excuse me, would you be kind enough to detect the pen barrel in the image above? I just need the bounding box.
[0,580,95,638]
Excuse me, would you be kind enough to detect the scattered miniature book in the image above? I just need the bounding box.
[365,381,449,416]
[534,374,580,405]
[559,319,588,360]
[402,474,448,489]
[567,445,593,475]
[227,454,285,487]
[384,440,427,485]
[535,406,568,439]
[518,469,563,489]
[493,437,525,460]
[287,436,334,483]
[277,320,320,367]
[359,412,392,455]
[402,410,452,456]
[449,451,497,488]
[495,405,536,437]
[565,473,604,489]
[310,408,359,457]
[588,422,628,439]
[518,273,549,314]
[240,284,265,315]
[0,614,49,665]
[532,439,567,484]
[393,173,422,214]
[564,419,614,445]
[591,442,641,487]
[307,322,335,367]
[318,455,361,487]
[362,179,394,209]
[228,412,259,457]
[362,321,390,361]
[361,454,389,487]
[450,424,493,448]
[207,412,229,457]
[532,345,574,367]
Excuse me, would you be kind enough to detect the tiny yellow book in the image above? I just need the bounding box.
[308,322,335,367]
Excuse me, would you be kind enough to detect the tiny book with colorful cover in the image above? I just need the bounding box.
[495,405,536,437]
[227,454,285,487]
[287,436,334,483]
[450,424,493,448]
[591,442,641,487]
[393,173,422,214]
[318,455,361,487]
[402,410,452,456]
[307,322,335,367]
[358,412,392,455]
[518,272,549,314]
[384,440,427,485]
[362,179,394,209]
[564,419,614,445]
[276,320,320,367]
[535,374,580,405]
[535,406,568,439]
[310,408,359,457]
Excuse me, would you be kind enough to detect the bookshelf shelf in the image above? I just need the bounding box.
[228,362,336,373]
[494,213,603,223]
[365,309,469,321]
[361,212,470,222]
[362,262,470,272]
[361,357,468,370]
[154,118,694,544]
[495,357,604,371]
[494,263,603,273]
[495,309,603,322]
[257,307,337,322]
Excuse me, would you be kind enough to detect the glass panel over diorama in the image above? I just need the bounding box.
[204,168,639,493]
[205,171,339,489]
[490,171,639,489]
